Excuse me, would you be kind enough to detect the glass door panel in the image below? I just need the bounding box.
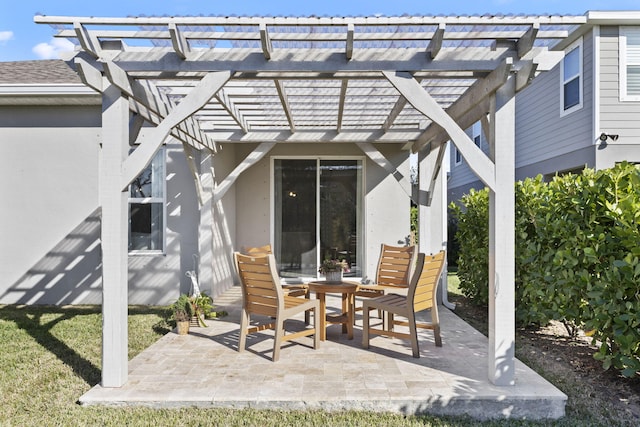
[319,160,362,277]
[274,159,317,278]
[274,158,362,280]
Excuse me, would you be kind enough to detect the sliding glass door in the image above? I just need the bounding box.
[274,158,362,280]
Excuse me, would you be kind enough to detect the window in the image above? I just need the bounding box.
[560,38,583,115]
[620,27,640,101]
[128,148,165,253]
[472,121,481,149]
[454,147,462,165]
[273,158,363,279]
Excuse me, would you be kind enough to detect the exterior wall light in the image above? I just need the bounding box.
[599,132,619,142]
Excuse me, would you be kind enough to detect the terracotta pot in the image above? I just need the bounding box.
[176,320,190,335]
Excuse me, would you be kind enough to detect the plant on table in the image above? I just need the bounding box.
[318,259,350,274]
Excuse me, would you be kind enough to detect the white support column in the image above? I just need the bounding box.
[100,82,129,387]
[488,76,516,386]
[198,150,215,295]
[418,145,454,309]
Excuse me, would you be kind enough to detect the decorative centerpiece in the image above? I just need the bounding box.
[319,258,349,283]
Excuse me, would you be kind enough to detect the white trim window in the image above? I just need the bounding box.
[454,146,462,166]
[472,121,482,149]
[128,148,166,253]
[620,27,640,101]
[560,37,583,116]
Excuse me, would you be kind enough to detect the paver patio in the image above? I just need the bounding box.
[80,285,567,420]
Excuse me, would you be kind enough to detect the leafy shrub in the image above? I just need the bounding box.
[450,162,640,377]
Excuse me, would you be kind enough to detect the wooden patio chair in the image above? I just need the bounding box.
[241,244,309,298]
[362,251,446,358]
[353,243,418,320]
[234,252,320,361]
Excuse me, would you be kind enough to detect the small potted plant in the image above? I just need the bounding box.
[318,258,349,282]
[171,294,194,335]
[190,292,214,327]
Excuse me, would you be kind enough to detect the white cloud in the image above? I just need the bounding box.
[32,38,75,59]
[0,31,14,43]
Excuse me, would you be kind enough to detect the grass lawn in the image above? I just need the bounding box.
[0,287,636,426]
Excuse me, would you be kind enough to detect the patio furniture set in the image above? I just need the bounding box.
[234,244,446,361]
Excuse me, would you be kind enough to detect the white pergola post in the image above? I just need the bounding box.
[198,150,215,294]
[418,145,453,308]
[488,76,516,386]
[100,82,129,387]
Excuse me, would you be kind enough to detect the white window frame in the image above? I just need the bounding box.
[560,37,583,117]
[620,27,640,102]
[270,155,365,282]
[128,147,166,255]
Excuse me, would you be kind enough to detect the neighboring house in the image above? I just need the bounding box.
[0,60,412,306]
[448,11,640,202]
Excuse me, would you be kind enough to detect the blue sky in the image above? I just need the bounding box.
[1,0,638,61]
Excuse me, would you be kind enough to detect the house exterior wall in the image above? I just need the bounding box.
[447,126,490,203]
[233,142,411,282]
[515,31,596,175]
[127,138,201,305]
[0,105,103,304]
[0,104,210,305]
[597,25,640,168]
[449,29,598,199]
[1,100,411,304]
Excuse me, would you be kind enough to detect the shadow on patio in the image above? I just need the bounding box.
[80,285,566,421]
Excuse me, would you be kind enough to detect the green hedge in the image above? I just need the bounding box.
[450,162,640,378]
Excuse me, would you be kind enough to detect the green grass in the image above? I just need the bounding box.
[0,303,630,426]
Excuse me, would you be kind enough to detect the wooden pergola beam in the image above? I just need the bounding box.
[412,58,512,153]
[428,23,446,59]
[274,79,296,132]
[385,70,496,190]
[336,79,348,132]
[121,71,231,190]
[169,22,191,59]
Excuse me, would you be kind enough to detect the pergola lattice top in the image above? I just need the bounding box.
[35,14,586,153]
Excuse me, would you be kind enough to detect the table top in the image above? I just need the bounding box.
[306,280,359,293]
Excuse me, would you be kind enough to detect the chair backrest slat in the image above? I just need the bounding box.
[242,244,273,257]
[409,251,446,310]
[376,244,418,287]
[235,252,283,318]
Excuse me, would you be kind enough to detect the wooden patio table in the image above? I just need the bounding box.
[307,280,359,341]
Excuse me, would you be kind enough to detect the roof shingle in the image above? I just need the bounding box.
[0,60,80,84]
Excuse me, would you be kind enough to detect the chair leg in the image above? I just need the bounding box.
[312,305,320,350]
[304,291,311,325]
[432,308,442,347]
[238,309,249,353]
[434,324,442,347]
[408,313,419,358]
[362,303,370,349]
[273,317,285,362]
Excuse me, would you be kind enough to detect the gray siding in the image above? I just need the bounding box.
[597,25,640,169]
[515,31,595,172]
[447,127,490,190]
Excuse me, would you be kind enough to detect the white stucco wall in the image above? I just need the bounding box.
[0,105,102,304]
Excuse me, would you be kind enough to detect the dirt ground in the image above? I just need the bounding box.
[449,294,640,424]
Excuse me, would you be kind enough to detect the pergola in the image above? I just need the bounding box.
[35,13,586,388]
